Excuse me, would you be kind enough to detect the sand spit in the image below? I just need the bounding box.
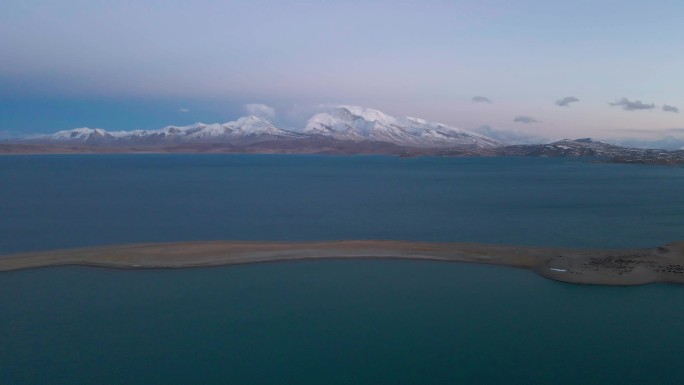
[1,240,683,285]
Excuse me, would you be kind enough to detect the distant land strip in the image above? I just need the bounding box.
[2,141,684,165]
[1,240,684,286]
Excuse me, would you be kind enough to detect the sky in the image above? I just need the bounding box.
[1,0,683,144]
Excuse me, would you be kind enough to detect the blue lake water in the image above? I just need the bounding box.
[1,155,684,384]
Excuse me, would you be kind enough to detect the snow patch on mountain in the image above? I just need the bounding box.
[26,107,502,149]
[305,106,501,148]
[38,116,302,144]
[50,127,113,141]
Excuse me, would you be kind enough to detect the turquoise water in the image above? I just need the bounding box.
[1,155,683,253]
[1,155,684,384]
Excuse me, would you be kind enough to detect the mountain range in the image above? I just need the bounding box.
[38,115,305,146]
[3,105,684,165]
[16,106,501,149]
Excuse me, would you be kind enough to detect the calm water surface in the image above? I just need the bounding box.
[1,155,683,384]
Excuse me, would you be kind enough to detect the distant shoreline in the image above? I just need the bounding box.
[2,240,683,286]
[2,143,683,165]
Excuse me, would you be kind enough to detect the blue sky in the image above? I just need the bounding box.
[1,0,683,142]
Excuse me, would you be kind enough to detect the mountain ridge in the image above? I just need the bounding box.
[304,106,500,148]
[36,115,306,146]
[3,137,683,165]
[4,106,684,165]
[17,106,501,149]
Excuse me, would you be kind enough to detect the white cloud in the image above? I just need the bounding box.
[244,103,276,120]
[179,107,190,113]
[472,125,550,145]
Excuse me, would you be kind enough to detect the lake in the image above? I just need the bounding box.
[1,155,683,384]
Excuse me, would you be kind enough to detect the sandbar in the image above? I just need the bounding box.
[1,240,684,286]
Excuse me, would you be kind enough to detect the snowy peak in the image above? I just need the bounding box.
[148,116,293,139]
[305,106,398,139]
[50,127,113,142]
[305,106,501,148]
[502,137,634,157]
[336,106,399,124]
[28,106,501,149]
[225,115,295,136]
[38,116,302,145]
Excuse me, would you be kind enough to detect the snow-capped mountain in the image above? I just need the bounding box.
[49,127,117,143]
[7,120,684,164]
[20,107,502,149]
[498,138,684,165]
[35,116,303,145]
[502,138,642,157]
[304,106,501,148]
[150,116,297,140]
